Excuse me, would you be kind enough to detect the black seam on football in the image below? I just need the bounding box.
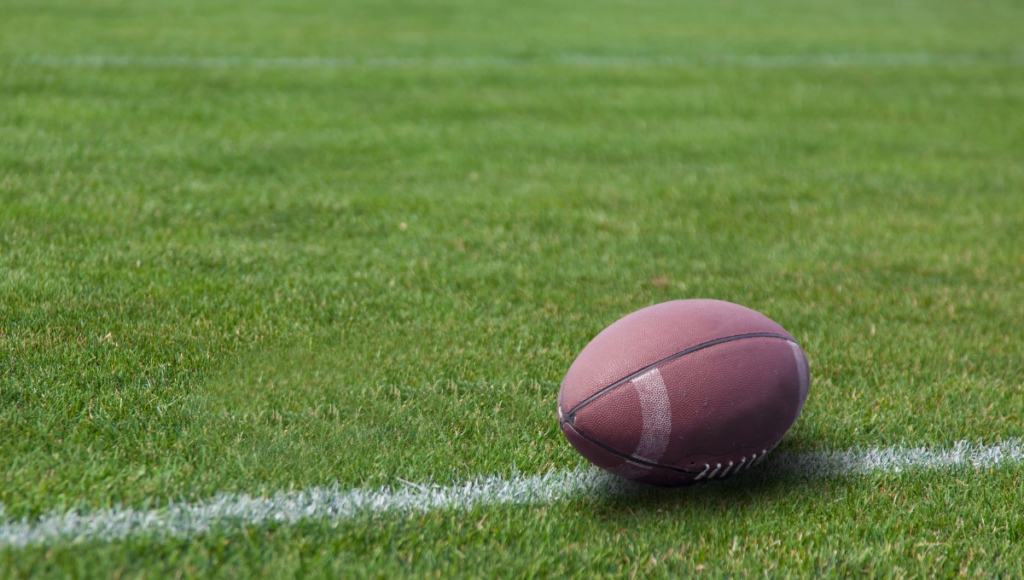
[565,332,798,417]
[565,422,701,474]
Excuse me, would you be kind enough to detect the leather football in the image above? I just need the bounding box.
[558,299,810,486]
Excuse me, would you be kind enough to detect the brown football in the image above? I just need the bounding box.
[558,299,809,486]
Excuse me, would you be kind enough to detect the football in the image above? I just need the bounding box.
[558,299,810,486]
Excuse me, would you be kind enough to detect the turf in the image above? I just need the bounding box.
[2,0,1024,577]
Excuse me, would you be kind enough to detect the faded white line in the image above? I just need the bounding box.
[5,53,1024,70]
[2,438,1023,548]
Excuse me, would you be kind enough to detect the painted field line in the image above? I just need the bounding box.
[6,53,1024,70]
[2,438,1023,549]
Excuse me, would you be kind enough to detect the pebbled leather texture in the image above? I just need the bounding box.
[558,299,810,486]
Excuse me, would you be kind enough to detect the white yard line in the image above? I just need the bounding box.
[6,53,1024,70]
[1,438,1023,548]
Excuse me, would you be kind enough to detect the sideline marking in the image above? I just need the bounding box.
[6,53,1024,70]
[2,438,1023,548]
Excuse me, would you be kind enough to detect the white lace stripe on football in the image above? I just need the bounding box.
[631,367,672,464]
[789,341,810,414]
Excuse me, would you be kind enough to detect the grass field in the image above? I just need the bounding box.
[2,0,1024,577]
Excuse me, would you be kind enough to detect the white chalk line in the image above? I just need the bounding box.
[2,438,1023,549]
[5,53,1024,70]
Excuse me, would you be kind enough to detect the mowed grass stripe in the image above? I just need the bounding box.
[3,438,1023,549]
[3,49,1023,522]
[8,53,1024,69]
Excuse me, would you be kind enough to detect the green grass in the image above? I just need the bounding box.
[2,0,1024,576]
[10,468,1024,578]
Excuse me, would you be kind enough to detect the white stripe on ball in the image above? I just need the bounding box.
[631,368,672,464]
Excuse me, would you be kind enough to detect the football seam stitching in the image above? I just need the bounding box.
[564,332,799,417]
[562,420,703,474]
[563,419,771,477]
